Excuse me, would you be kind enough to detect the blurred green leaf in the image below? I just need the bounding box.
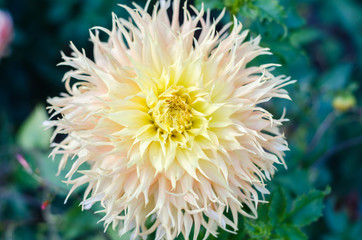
[58,203,102,240]
[39,154,71,195]
[38,153,90,196]
[329,0,362,65]
[107,228,133,240]
[275,224,307,240]
[285,6,305,29]
[268,188,287,226]
[275,169,312,195]
[253,0,285,22]
[290,28,321,47]
[288,187,331,227]
[16,105,51,150]
[244,219,272,239]
[239,2,259,20]
[194,0,225,10]
[320,63,353,92]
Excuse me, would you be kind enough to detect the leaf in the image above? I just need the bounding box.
[41,153,91,196]
[17,150,89,197]
[16,104,52,150]
[290,28,322,47]
[107,227,133,240]
[288,187,331,227]
[256,202,269,222]
[58,203,102,240]
[253,0,285,22]
[244,219,272,239]
[268,187,287,226]
[285,7,306,29]
[239,3,259,20]
[275,224,308,240]
[275,169,312,195]
[320,63,353,92]
[194,0,225,10]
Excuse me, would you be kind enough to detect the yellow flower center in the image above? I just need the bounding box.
[151,87,192,135]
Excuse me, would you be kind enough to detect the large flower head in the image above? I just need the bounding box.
[47,1,294,239]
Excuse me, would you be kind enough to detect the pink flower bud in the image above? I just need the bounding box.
[41,200,50,210]
[0,10,13,58]
[16,153,33,174]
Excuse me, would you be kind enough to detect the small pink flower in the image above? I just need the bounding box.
[0,10,13,58]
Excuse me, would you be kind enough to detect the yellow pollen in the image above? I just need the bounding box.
[151,87,192,134]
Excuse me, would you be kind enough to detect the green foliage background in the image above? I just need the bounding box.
[0,0,361,239]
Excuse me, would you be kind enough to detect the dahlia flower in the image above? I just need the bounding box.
[0,10,13,58]
[47,1,294,239]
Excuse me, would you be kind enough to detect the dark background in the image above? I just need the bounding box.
[0,0,361,239]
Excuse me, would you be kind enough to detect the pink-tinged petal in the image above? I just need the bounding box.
[16,154,32,174]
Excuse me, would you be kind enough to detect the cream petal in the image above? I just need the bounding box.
[109,110,152,128]
[176,149,199,180]
[148,141,164,173]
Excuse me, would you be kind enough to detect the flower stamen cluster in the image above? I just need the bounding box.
[150,86,193,138]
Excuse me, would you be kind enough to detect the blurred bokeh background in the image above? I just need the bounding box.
[0,0,361,239]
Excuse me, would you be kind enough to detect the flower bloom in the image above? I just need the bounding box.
[47,1,294,239]
[0,10,13,58]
